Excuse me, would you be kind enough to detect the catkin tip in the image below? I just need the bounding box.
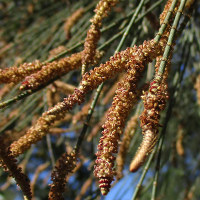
[129,161,142,172]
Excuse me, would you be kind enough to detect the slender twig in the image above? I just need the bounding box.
[0,89,40,110]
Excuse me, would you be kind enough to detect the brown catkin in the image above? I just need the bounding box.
[0,60,42,84]
[129,0,180,171]
[21,50,102,91]
[94,70,140,195]
[20,52,82,91]
[64,8,84,40]
[82,0,118,67]
[48,151,77,200]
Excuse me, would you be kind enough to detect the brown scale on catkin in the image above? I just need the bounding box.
[82,0,118,68]
[48,151,77,200]
[130,56,170,172]
[159,0,180,38]
[94,38,167,195]
[64,8,84,40]
[116,114,139,179]
[160,0,174,25]
[0,60,42,84]
[10,38,166,157]
[0,137,32,200]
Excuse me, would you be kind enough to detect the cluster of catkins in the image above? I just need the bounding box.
[0,0,195,198]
